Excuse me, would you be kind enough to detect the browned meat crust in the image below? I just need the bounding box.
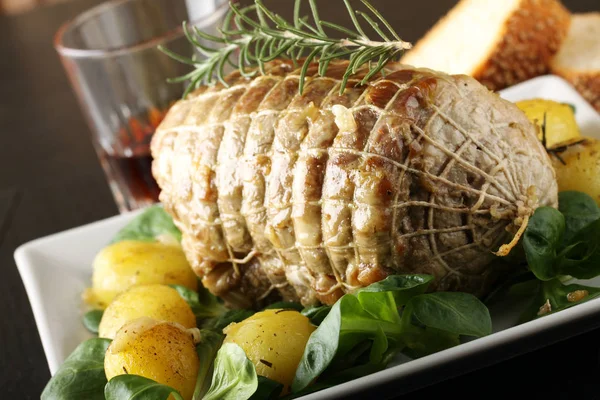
[151,60,557,308]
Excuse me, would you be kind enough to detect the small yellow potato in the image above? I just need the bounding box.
[98,284,196,339]
[84,240,197,308]
[223,309,316,393]
[551,137,600,205]
[516,98,581,149]
[105,317,200,400]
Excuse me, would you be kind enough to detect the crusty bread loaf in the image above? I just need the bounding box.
[400,0,571,91]
[550,13,600,112]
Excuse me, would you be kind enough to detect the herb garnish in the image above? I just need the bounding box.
[159,0,412,97]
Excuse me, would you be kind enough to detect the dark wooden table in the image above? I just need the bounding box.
[1,0,598,398]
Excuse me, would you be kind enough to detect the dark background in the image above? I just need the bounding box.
[1,0,598,398]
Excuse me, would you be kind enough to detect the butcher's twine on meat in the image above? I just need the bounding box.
[151,60,558,308]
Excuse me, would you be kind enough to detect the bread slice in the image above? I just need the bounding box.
[400,0,571,91]
[550,13,600,112]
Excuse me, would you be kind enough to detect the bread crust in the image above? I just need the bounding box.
[401,0,571,92]
[552,69,600,111]
[550,13,600,112]
[474,0,571,91]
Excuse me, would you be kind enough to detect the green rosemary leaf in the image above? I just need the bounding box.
[343,0,368,38]
[218,8,236,36]
[182,71,202,99]
[321,20,361,38]
[357,11,390,42]
[319,58,331,77]
[361,53,392,84]
[255,38,267,75]
[283,25,338,42]
[232,6,248,33]
[166,68,200,83]
[255,1,268,27]
[184,34,220,58]
[346,37,370,47]
[319,49,355,62]
[217,47,235,86]
[291,46,305,66]
[299,47,321,94]
[272,10,294,29]
[264,39,296,62]
[308,0,326,35]
[204,57,219,86]
[231,3,265,33]
[189,22,226,44]
[241,40,254,63]
[293,0,301,29]
[260,36,273,54]
[361,0,401,41]
[267,37,278,57]
[299,17,322,36]
[183,23,208,51]
[164,0,412,96]
[225,55,238,70]
[258,36,272,61]
[353,46,386,73]
[318,46,332,76]
[238,44,255,77]
[158,45,197,65]
[254,0,285,28]
[340,50,360,94]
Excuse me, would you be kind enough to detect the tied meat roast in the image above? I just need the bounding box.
[150,60,557,309]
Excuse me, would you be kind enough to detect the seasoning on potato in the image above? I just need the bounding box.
[551,137,600,205]
[104,317,200,400]
[83,240,198,308]
[98,284,196,339]
[223,309,316,393]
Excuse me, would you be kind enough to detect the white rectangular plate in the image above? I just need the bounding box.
[15,75,600,399]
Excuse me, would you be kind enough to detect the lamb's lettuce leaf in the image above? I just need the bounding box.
[82,309,103,334]
[524,192,600,282]
[41,338,111,400]
[104,375,183,400]
[249,377,283,400]
[519,278,600,322]
[170,284,228,322]
[400,292,491,358]
[558,191,600,243]
[292,275,491,393]
[111,204,181,244]
[203,343,258,400]
[523,206,565,280]
[193,330,224,399]
[301,305,331,326]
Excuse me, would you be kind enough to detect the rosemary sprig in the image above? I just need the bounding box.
[159,0,412,97]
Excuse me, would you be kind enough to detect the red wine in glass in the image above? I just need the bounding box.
[99,107,168,211]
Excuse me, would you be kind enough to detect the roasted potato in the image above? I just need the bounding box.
[98,284,196,339]
[84,240,197,308]
[105,317,200,400]
[551,137,600,205]
[516,99,581,149]
[223,309,316,393]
